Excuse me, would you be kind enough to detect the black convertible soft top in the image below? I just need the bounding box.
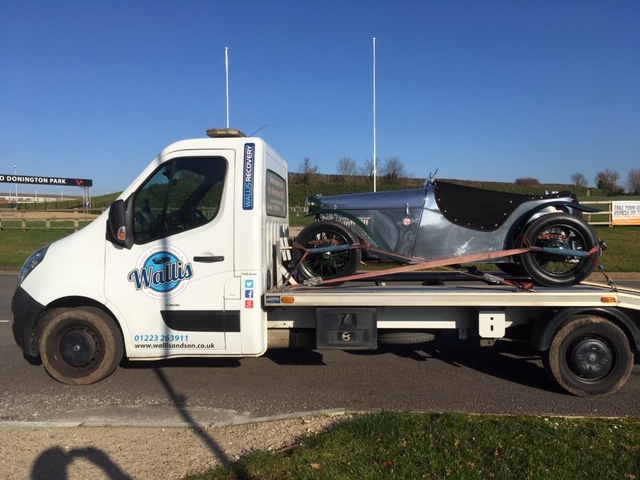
[434,181,573,231]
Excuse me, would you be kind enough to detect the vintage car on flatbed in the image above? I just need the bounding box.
[294,179,604,287]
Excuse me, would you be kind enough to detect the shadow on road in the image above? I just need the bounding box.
[420,332,560,394]
[120,356,242,370]
[265,348,326,366]
[288,331,562,395]
[153,367,232,466]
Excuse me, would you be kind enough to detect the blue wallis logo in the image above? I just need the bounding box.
[128,245,193,299]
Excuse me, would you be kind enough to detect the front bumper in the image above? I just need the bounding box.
[11,286,45,356]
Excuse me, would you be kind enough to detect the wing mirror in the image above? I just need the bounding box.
[107,198,134,249]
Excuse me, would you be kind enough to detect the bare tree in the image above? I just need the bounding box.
[627,168,640,195]
[595,169,623,196]
[571,172,588,187]
[381,156,407,185]
[360,158,375,178]
[298,157,319,185]
[336,157,358,184]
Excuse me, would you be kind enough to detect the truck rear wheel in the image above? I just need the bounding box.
[39,307,123,385]
[544,315,632,397]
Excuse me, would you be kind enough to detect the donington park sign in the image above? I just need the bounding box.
[0,174,92,188]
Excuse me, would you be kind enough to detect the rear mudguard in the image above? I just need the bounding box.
[530,307,640,352]
[506,201,599,250]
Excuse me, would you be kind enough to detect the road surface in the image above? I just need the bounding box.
[2,273,640,427]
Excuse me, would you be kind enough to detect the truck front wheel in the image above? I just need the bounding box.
[544,315,632,397]
[39,307,123,385]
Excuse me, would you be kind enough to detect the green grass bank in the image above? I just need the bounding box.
[188,411,640,480]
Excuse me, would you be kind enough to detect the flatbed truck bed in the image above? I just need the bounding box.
[268,282,640,309]
[265,279,640,397]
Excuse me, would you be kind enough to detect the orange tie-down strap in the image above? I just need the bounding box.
[288,240,609,291]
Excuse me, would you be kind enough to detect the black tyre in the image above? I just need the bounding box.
[520,213,599,287]
[39,307,124,385]
[293,220,361,281]
[544,315,632,397]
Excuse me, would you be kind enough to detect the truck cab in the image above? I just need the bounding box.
[12,129,289,384]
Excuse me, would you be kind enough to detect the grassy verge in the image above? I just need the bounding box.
[190,411,640,480]
[593,226,640,272]
[0,229,74,268]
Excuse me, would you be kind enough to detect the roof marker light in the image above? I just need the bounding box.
[206,128,246,138]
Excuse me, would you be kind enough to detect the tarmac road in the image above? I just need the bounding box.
[2,273,640,427]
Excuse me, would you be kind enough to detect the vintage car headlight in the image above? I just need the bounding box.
[18,245,49,285]
[305,195,323,214]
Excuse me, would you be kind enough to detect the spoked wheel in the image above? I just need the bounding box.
[544,315,632,397]
[520,213,600,287]
[293,220,361,282]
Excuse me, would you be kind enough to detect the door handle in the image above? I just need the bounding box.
[193,255,225,263]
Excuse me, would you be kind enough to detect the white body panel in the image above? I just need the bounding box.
[19,215,108,305]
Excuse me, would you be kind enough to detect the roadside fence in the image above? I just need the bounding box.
[581,201,613,227]
[0,209,101,231]
[0,201,632,231]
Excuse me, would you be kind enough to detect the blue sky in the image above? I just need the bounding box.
[1,0,639,196]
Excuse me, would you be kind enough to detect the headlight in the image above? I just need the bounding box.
[18,245,49,285]
[305,195,322,214]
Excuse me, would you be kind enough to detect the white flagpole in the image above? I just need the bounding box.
[372,37,377,192]
[225,47,230,128]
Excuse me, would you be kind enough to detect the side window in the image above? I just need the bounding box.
[266,170,287,218]
[133,157,227,243]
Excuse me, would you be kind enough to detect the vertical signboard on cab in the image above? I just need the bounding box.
[243,143,254,210]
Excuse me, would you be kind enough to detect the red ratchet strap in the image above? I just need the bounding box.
[361,244,536,291]
[586,244,616,289]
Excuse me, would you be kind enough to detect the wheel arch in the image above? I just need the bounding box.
[30,298,124,358]
[531,307,640,353]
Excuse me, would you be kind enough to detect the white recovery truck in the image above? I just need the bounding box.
[11,129,640,397]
